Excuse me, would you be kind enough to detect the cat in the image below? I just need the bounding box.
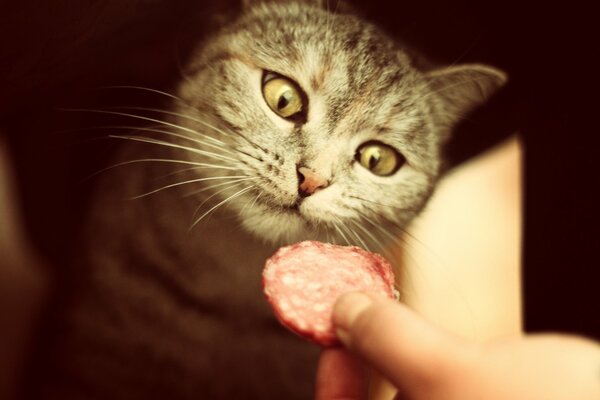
[28,0,506,398]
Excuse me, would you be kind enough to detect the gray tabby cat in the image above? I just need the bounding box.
[32,0,505,398]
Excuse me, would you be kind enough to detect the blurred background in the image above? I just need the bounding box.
[0,0,598,387]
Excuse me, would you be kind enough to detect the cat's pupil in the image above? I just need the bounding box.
[368,152,380,169]
[277,91,292,110]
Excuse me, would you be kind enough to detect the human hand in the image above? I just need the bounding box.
[315,292,600,400]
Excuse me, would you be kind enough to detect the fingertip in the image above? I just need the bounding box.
[333,291,402,347]
[332,291,472,396]
[332,292,373,341]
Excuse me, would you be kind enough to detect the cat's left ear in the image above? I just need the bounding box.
[425,64,507,123]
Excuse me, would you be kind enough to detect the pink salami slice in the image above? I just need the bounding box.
[262,241,397,346]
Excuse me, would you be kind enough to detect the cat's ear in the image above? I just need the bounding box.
[425,64,507,123]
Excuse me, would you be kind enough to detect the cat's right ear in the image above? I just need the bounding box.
[425,64,507,124]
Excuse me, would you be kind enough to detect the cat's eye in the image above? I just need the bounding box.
[355,141,405,176]
[262,72,306,121]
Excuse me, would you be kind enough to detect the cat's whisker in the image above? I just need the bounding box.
[332,0,341,14]
[109,135,238,164]
[342,210,403,260]
[129,175,254,200]
[100,125,236,156]
[325,0,331,43]
[190,185,255,229]
[159,165,248,180]
[334,216,362,249]
[331,216,353,246]
[132,124,266,165]
[355,208,404,246]
[66,108,248,163]
[60,108,218,143]
[62,108,247,159]
[324,227,331,244]
[183,177,257,198]
[341,224,361,248]
[102,86,188,104]
[383,218,431,253]
[245,190,263,213]
[111,105,271,156]
[347,220,371,252]
[361,227,397,262]
[83,121,266,167]
[348,195,420,212]
[189,179,252,221]
[358,201,424,247]
[238,188,264,216]
[350,219,383,253]
[107,107,271,162]
[107,106,235,142]
[84,158,239,183]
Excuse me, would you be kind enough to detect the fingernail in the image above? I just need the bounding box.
[333,292,373,345]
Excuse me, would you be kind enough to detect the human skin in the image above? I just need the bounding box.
[315,137,599,400]
[315,292,600,400]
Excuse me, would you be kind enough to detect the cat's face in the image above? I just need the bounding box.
[169,1,505,247]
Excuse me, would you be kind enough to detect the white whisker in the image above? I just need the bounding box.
[183,177,257,198]
[129,175,252,199]
[352,219,385,253]
[109,106,237,142]
[109,135,238,164]
[190,185,255,229]
[339,219,368,251]
[190,179,251,221]
[239,188,264,216]
[103,86,186,103]
[332,217,352,246]
[102,125,235,155]
[61,108,218,143]
[348,220,372,252]
[111,106,269,154]
[82,158,237,182]
[244,190,263,213]
[158,165,241,180]
[354,208,401,244]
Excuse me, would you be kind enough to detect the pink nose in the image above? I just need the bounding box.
[297,167,329,197]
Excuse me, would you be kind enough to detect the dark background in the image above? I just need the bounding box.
[1,0,598,342]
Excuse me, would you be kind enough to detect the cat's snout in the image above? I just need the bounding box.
[297,167,329,198]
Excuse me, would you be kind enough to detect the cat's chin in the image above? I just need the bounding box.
[237,188,354,245]
[240,208,316,245]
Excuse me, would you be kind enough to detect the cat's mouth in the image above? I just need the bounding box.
[257,195,314,220]
[273,199,301,215]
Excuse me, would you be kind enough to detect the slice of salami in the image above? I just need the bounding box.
[262,241,397,346]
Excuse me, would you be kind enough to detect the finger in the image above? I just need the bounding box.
[314,347,369,400]
[332,292,476,397]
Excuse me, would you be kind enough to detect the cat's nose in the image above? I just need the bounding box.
[297,167,329,198]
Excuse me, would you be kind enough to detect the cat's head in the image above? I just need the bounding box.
[170,0,506,247]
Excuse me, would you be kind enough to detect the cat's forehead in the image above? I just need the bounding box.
[221,3,416,96]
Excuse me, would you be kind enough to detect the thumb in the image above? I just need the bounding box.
[332,292,477,398]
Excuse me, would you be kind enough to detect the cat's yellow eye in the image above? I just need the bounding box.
[262,74,304,119]
[356,142,404,176]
